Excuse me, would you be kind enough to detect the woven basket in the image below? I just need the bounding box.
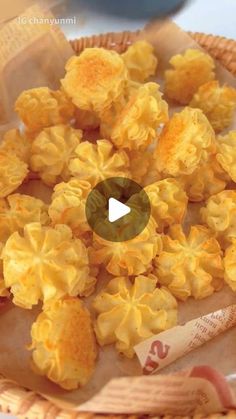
[0,30,236,419]
[70,30,236,75]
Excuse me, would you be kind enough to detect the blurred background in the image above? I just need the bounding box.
[59,0,236,39]
[1,0,236,39]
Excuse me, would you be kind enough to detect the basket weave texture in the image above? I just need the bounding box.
[0,30,236,419]
[70,30,236,75]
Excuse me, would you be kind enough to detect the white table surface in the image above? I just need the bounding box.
[1,0,235,417]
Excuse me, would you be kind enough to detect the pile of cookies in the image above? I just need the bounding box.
[0,40,236,390]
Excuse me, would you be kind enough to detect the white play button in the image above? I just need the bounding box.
[86,177,151,242]
[108,198,131,223]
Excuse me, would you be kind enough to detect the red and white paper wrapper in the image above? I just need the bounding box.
[77,366,236,415]
[75,305,236,415]
[134,304,236,375]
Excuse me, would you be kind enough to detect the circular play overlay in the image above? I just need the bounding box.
[85,177,151,242]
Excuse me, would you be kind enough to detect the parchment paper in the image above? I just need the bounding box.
[0,14,236,416]
[0,3,73,130]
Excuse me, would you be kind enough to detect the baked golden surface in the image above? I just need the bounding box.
[0,42,235,389]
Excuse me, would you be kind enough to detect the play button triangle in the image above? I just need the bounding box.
[108,197,131,223]
[85,177,151,242]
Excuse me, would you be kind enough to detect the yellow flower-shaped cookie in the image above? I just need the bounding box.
[30,124,82,186]
[190,81,236,132]
[155,107,215,176]
[201,190,236,248]
[61,48,128,113]
[128,150,151,184]
[30,298,97,389]
[128,150,163,186]
[15,87,74,133]
[0,193,49,243]
[93,275,177,358]
[0,129,32,164]
[110,82,168,151]
[179,155,229,202]
[49,178,91,237]
[99,98,126,139]
[91,218,161,276]
[68,139,130,188]
[216,131,236,182]
[125,80,143,98]
[0,151,28,198]
[155,225,223,300]
[223,240,236,292]
[144,179,188,232]
[2,223,95,309]
[122,40,158,82]
[164,48,215,104]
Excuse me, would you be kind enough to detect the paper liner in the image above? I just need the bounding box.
[0,3,73,128]
[143,20,236,88]
[0,13,236,417]
[0,1,66,25]
[135,305,236,375]
[76,366,236,415]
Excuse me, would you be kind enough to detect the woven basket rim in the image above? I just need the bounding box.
[0,30,236,419]
[69,29,236,75]
[71,29,236,47]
